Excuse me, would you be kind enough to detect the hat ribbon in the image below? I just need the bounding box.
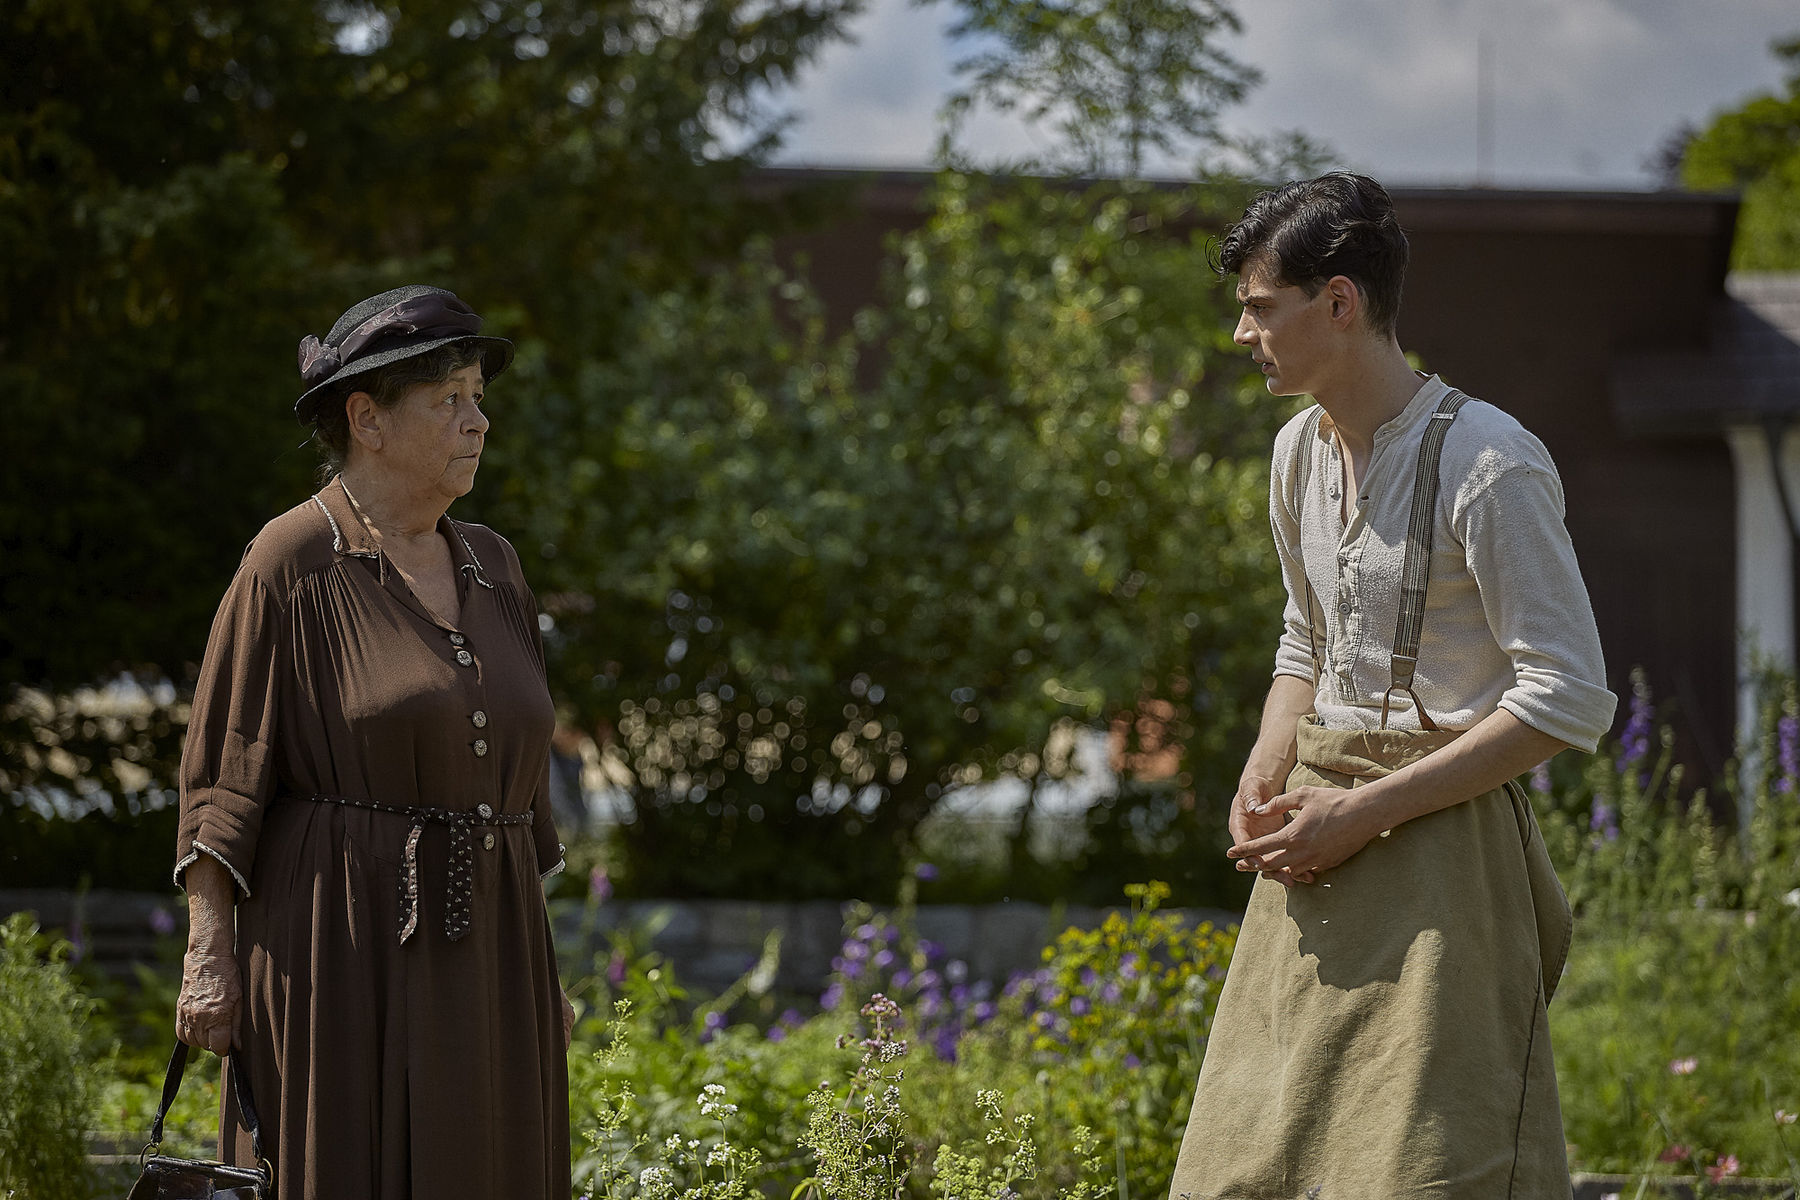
[297,294,483,385]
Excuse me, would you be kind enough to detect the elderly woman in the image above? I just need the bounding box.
[173,285,573,1199]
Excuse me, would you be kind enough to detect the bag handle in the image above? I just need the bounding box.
[149,1041,267,1167]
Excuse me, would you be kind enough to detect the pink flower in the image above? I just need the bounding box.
[1777,1109,1797,1126]
[1707,1154,1740,1182]
[1658,1144,1690,1163]
[1669,1056,1698,1075]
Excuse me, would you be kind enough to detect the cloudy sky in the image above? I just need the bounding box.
[772,0,1799,189]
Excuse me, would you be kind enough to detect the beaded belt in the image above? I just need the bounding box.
[294,793,531,944]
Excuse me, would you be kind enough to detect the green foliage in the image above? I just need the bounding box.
[1539,671,1800,1184]
[1,0,863,688]
[0,677,186,887]
[1682,36,1800,270]
[935,0,1260,176]
[510,173,1285,901]
[0,913,99,1199]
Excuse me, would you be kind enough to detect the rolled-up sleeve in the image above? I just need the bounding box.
[1270,421,1320,686]
[1460,463,1616,752]
[174,563,285,897]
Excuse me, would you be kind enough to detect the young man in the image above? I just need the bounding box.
[1167,174,1615,1199]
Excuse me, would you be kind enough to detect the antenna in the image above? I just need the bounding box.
[1476,32,1494,185]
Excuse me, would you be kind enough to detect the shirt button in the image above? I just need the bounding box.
[449,633,466,646]
[472,709,488,728]
[1338,602,1351,614]
[483,833,496,851]
[473,739,489,757]
[477,803,493,819]
[456,649,474,667]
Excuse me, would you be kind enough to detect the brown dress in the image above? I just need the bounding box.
[174,478,570,1200]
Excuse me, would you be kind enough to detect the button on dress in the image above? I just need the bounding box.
[174,478,569,1200]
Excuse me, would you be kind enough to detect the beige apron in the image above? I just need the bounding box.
[1168,394,1575,1200]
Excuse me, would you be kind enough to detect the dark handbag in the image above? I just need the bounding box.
[126,1042,273,1200]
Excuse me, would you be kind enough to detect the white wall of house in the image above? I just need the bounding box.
[1726,423,1800,815]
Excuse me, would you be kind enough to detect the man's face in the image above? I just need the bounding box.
[1232,255,1333,398]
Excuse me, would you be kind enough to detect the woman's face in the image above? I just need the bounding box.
[370,363,489,503]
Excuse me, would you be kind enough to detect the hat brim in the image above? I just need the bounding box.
[294,335,515,424]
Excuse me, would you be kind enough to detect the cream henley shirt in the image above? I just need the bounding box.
[1270,374,1616,752]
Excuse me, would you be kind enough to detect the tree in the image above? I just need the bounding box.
[1682,35,1800,270]
[934,0,1260,177]
[490,174,1288,900]
[0,0,862,686]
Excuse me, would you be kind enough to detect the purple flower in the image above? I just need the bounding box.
[913,862,939,881]
[1070,997,1090,1016]
[1589,797,1619,841]
[766,1025,787,1042]
[1033,1011,1054,1029]
[873,948,895,969]
[1530,761,1552,796]
[1079,967,1099,987]
[1124,1053,1141,1070]
[945,960,967,984]
[1778,714,1798,795]
[932,1028,959,1061]
[148,907,176,937]
[916,969,941,992]
[1619,670,1653,773]
[855,923,878,941]
[700,1010,726,1045]
[892,968,913,991]
[973,1001,997,1023]
[589,866,612,902]
[918,939,943,962]
[1101,981,1123,1003]
[780,1008,803,1027]
[821,982,844,1011]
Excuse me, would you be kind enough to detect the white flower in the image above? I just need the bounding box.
[707,1144,729,1167]
[638,1166,672,1188]
[698,1083,739,1117]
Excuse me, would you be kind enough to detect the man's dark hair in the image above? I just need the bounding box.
[1215,172,1409,337]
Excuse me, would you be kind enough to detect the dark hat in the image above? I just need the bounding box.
[294,284,514,423]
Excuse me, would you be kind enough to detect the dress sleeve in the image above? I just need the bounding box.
[521,577,566,881]
[174,562,285,897]
[1459,463,1617,752]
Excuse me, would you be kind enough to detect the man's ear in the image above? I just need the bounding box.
[1324,275,1363,330]
[345,391,384,455]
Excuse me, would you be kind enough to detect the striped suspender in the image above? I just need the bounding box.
[1380,388,1470,731]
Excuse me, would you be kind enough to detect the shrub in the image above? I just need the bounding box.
[1541,669,1800,1184]
[0,912,99,1199]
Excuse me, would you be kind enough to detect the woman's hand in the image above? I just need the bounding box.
[177,949,241,1054]
[1226,784,1381,880]
[177,853,240,1054]
[561,988,576,1049]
